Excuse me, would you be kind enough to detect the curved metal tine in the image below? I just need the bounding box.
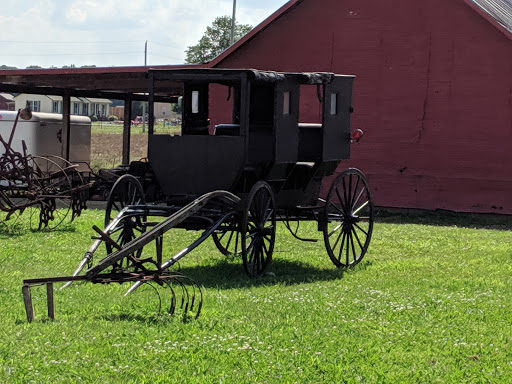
[164,281,177,315]
[145,282,163,314]
[170,276,189,314]
[178,274,200,312]
[173,274,203,319]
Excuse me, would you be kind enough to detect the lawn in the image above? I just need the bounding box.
[0,210,511,383]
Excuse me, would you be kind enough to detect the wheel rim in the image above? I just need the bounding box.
[104,175,146,267]
[323,168,373,268]
[241,181,276,277]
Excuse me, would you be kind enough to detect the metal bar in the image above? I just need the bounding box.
[86,190,240,278]
[125,211,235,296]
[24,275,90,285]
[46,283,54,320]
[22,285,35,323]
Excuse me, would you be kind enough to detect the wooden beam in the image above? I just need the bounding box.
[22,285,34,323]
[62,94,71,161]
[46,283,55,320]
[123,99,132,165]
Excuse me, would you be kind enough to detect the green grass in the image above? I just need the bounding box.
[1,210,512,383]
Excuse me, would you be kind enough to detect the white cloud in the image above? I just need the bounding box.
[0,0,289,68]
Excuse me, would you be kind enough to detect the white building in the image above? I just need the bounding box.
[14,94,112,118]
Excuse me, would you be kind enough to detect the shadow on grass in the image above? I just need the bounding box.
[0,221,77,237]
[175,258,372,290]
[375,208,512,230]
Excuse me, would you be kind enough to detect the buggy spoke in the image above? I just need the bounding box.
[353,222,369,236]
[351,226,364,251]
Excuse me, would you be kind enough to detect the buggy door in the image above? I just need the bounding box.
[274,78,300,164]
[322,76,354,161]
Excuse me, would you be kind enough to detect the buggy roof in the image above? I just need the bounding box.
[149,68,343,85]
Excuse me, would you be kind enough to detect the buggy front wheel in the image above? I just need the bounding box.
[104,174,147,269]
[322,168,373,268]
[241,181,276,277]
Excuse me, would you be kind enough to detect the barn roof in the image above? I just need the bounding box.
[210,0,512,67]
[465,0,512,38]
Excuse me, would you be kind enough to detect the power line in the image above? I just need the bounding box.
[149,52,183,61]
[148,40,179,48]
[0,40,140,44]
[6,51,142,57]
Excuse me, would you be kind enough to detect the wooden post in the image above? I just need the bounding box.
[122,99,132,165]
[46,283,54,320]
[22,285,35,323]
[62,94,71,161]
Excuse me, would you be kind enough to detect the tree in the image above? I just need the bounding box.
[131,101,147,119]
[185,16,252,64]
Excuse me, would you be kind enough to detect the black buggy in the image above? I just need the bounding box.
[22,68,374,321]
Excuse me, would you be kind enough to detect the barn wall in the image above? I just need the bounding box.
[212,0,512,214]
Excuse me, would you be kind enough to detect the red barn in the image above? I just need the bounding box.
[208,0,512,214]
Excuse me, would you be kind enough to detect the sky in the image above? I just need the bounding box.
[0,0,290,69]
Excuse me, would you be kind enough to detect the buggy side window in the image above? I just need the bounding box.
[210,83,240,136]
[330,93,338,115]
[283,92,290,115]
[191,91,199,114]
[182,83,209,135]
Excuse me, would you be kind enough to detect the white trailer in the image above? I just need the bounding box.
[0,111,91,169]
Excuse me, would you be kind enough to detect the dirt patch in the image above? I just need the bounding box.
[90,133,148,170]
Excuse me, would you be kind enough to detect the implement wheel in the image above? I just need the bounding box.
[241,181,276,277]
[322,168,374,268]
[29,156,73,230]
[104,174,146,262]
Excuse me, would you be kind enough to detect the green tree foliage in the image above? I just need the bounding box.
[185,16,252,64]
[0,65,18,70]
[131,101,147,119]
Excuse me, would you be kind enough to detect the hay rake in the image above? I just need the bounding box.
[0,109,89,230]
[22,189,243,322]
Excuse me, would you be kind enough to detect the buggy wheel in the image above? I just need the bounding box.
[323,168,373,268]
[241,181,276,277]
[104,174,146,265]
[212,218,242,256]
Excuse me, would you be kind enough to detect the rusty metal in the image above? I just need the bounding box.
[0,111,90,230]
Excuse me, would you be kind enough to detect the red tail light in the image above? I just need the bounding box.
[351,129,363,143]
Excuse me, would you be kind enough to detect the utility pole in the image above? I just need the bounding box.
[142,40,147,133]
[230,0,237,45]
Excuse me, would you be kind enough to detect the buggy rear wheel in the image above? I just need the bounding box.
[241,181,276,277]
[322,168,373,268]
